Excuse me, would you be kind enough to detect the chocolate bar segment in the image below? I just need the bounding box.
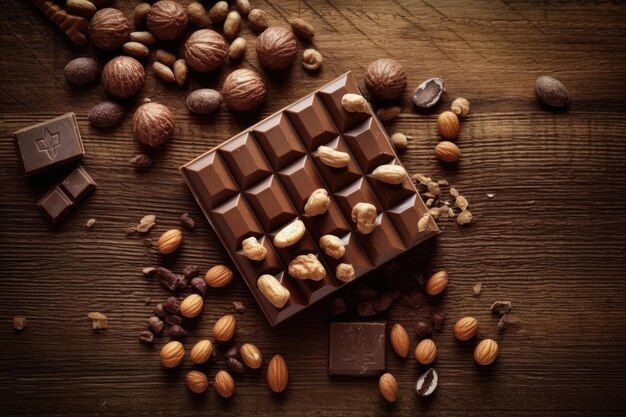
[328,322,387,376]
[15,113,85,176]
[37,165,96,223]
[181,72,439,326]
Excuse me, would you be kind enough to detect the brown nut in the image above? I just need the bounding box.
[88,8,130,50]
[155,49,176,66]
[64,57,99,85]
[157,229,182,254]
[242,236,267,261]
[390,323,410,358]
[336,263,355,282]
[186,370,208,393]
[223,11,241,40]
[289,18,315,39]
[341,93,369,113]
[186,89,222,114]
[256,27,298,70]
[536,75,569,108]
[415,338,437,364]
[302,48,322,71]
[190,339,213,364]
[351,202,377,234]
[437,111,460,140]
[454,316,478,341]
[434,141,461,163]
[88,101,125,128]
[184,29,228,72]
[102,56,145,98]
[412,77,444,109]
[133,3,151,26]
[133,102,174,147]
[319,235,345,259]
[204,264,233,288]
[257,274,290,308]
[173,59,188,86]
[247,8,268,32]
[474,338,499,365]
[267,354,288,393]
[130,31,156,45]
[377,105,401,122]
[451,97,470,117]
[288,254,326,281]
[365,58,407,101]
[67,0,97,18]
[152,61,176,83]
[240,343,263,369]
[390,132,408,152]
[222,69,266,112]
[122,41,149,58]
[228,37,246,60]
[379,373,398,403]
[160,340,184,368]
[180,294,203,318]
[147,0,188,40]
[304,188,330,216]
[187,2,209,27]
[214,370,235,398]
[236,0,251,16]
[213,314,236,342]
[425,271,448,295]
[209,1,228,23]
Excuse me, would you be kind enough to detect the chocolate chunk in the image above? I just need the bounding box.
[180,212,195,230]
[406,290,423,310]
[156,268,185,292]
[146,316,164,335]
[139,330,154,344]
[227,357,245,374]
[416,321,433,339]
[169,324,187,339]
[37,165,96,224]
[373,293,394,312]
[331,297,347,316]
[232,301,246,313]
[153,303,166,319]
[357,300,376,317]
[182,265,200,279]
[328,322,386,376]
[164,314,182,327]
[190,277,207,297]
[163,296,180,314]
[432,312,446,331]
[491,301,512,315]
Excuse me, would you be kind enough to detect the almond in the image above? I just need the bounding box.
[425,270,448,295]
[213,314,236,342]
[190,339,213,364]
[186,370,208,393]
[379,373,398,402]
[414,339,437,364]
[434,141,461,162]
[390,323,410,358]
[214,370,235,398]
[240,343,263,369]
[157,229,182,254]
[204,264,233,288]
[474,338,499,365]
[160,341,184,368]
[179,294,203,318]
[267,354,288,393]
[453,316,478,341]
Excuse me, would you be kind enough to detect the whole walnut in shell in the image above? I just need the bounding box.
[133,102,174,147]
[184,29,228,72]
[222,69,266,112]
[147,0,188,40]
[256,27,298,70]
[365,58,407,101]
[101,56,145,98]
[88,8,130,50]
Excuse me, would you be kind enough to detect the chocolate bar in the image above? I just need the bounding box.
[37,165,96,223]
[14,113,85,176]
[328,322,387,376]
[181,72,439,326]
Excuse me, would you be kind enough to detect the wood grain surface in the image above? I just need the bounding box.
[1,1,625,416]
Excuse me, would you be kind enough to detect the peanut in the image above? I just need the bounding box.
[248,9,268,32]
[122,41,149,58]
[153,61,176,83]
[130,31,156,46]
[351,202,377,234]
[288,254,326,281]
[173,59,188,86]
[304,188,330,216]
[371,164,408,185]
[223,11,241,40]
[228,37,246,60]
[316,146,350,168]
[257,274,290,308]
[336,263,355,282]
[319,235,345,259]
[209,1,228,23]
[341,93,368,113]
[187,2,209,27]
[242,236,267,261]
[273,219,305,248]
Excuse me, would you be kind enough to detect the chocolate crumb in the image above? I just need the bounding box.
[130,153,153,169]
[13,316,27,331]
[416,321,433,339]
[232,301,246,313]
[227,357,245,373]
[357,300,376,317]
[498,313,509,331]
[472,283,482,296]
[331,297,347,316]
[406,290,424,309]
[180,212,195,230]
[432,312,446,331]
[191,278,207,297]
[182,265,200,279]
[357,285,378,301]
[142,267,157,277]
[490,301,512,315]
[139,330,154,344]
[153,303,166,318]
[169,324,187,339]
[164,314,183,326]
[147,316,164,335]
[373,293,394,312]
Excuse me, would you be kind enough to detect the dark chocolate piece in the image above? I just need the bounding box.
[328,322,386,376]
[37,165,96,223]
[15,113,85,176]
[180,72,439,326]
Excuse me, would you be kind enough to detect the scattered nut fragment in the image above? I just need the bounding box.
[474,339,499,365]
[85,218,96,228]
[161,341,185,367]
[335,263,355,282]
[379,373,398,403]
[267,355,289,393]
[241,343,263,369]
[365,58,407,101]
[289,18,315,39]
[122,41,149,58]
[274,219,306,248]
[417,213,430,232]
[187,2,208,27]
[437,111,460,140]
[425,271,448,296]
[214,370,236,398]
[377,105,401,122]
[455,195,469,211]
[213,314,237,342]
[233,301,246,313]
[180,294,203,318]
[412,78,444,109]
[454,316,479,341]
[130,154,153,169]
[157,229,183,254]
[247,8,268,32]
[242,236,267,261]
[133,3,151,26]
[390,323,410,358]
[351,202,377,234]
[390,132,408,152]
[371,164,408,185]
[451,97,470,117]
[304,188,330,216]
[142,266,157,277]
[316,146,350,168]
[288,254,326,281]
[236,0,251,16]
[153,61,176,83]
[228,37,246,60]
[138,330,154,344]
[223,11,241,40]
[209,1,228,23]
[341,93,368,113]
[173,59,188,86]
[130,31,156,45]
[536,75,569,108]
[473,282,482,296]
[416,368,438,397]
[88,312,108,330]
[204,264,233,288]
[190,340,213,364]
[13,316,27,331]
[490,301,512,315]
[435,141,461,163]
[258,274,290,308]
[457,210,472,225]
[302,48,322,71]
[186,370,208,394]
[415,339,437,365]
[180,212,195,230]
[319,235,345,259]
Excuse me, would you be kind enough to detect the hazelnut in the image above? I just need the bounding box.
[101,56,145,98]
[454,316,478,341]
[133,102,174,147]
[437,111,460,140]
[425,270,448,295]
[88,8,130,51]
[451,97,470,117]
[474,338,499,365]
[414,338,437,364]
[365,58,407,101]
[222,69,266,112]
[180,294,203,318]
[256,27,298,70]
[160,340,184,368]
[186,370,208,394]
[190,339,213,364]
[184,29,228,72]
[147,0,188,40]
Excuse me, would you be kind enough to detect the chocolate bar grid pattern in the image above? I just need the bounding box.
[181,72,439,326]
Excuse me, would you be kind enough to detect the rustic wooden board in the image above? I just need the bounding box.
[1,0,625,416]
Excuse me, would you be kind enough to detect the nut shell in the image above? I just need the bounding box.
[267,354,288,393]
[88,8,130,50]
[156,229,182,254]
[133,102,174,147]
[222,69,266,112]
[437,111,460,140]
[390,323,410,358]
[365,58,407,101]
[454,316,478,341]
[379,373,398,402]
[180,294,203,318]
[102,56,145,98]
[186,370,208,393]
[204,264,233,288]
[425,271,448,295]
[214,370,235,398]
[147,0,188,40]
[474,338,499,365]
[414,338,437,364]
[160,340,184,368]
[240,343,263,369]
[256,27,298,70]
[184,29,228,72]
[190,339,213,364]
[213,314,236,342]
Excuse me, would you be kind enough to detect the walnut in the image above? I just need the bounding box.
[88,8,130,50]
[132,102,174,147]
[365,58,407,101]
[222,69,266,112]
[101,56,145,98]
[147,0,188,40]
[184,29,228,72]
[256,27,298,70]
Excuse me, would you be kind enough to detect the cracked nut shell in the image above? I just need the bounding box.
[184,29,228,72]
[88,8,130,50]
[147,0,188,40]
[222,69,266,112]
[256,27,298,70]
[365,58,407,101]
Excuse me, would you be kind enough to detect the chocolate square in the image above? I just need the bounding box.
[37,165,96,224]
[328,322,387,376]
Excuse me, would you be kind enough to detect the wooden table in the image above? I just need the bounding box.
[1,1,625,416]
